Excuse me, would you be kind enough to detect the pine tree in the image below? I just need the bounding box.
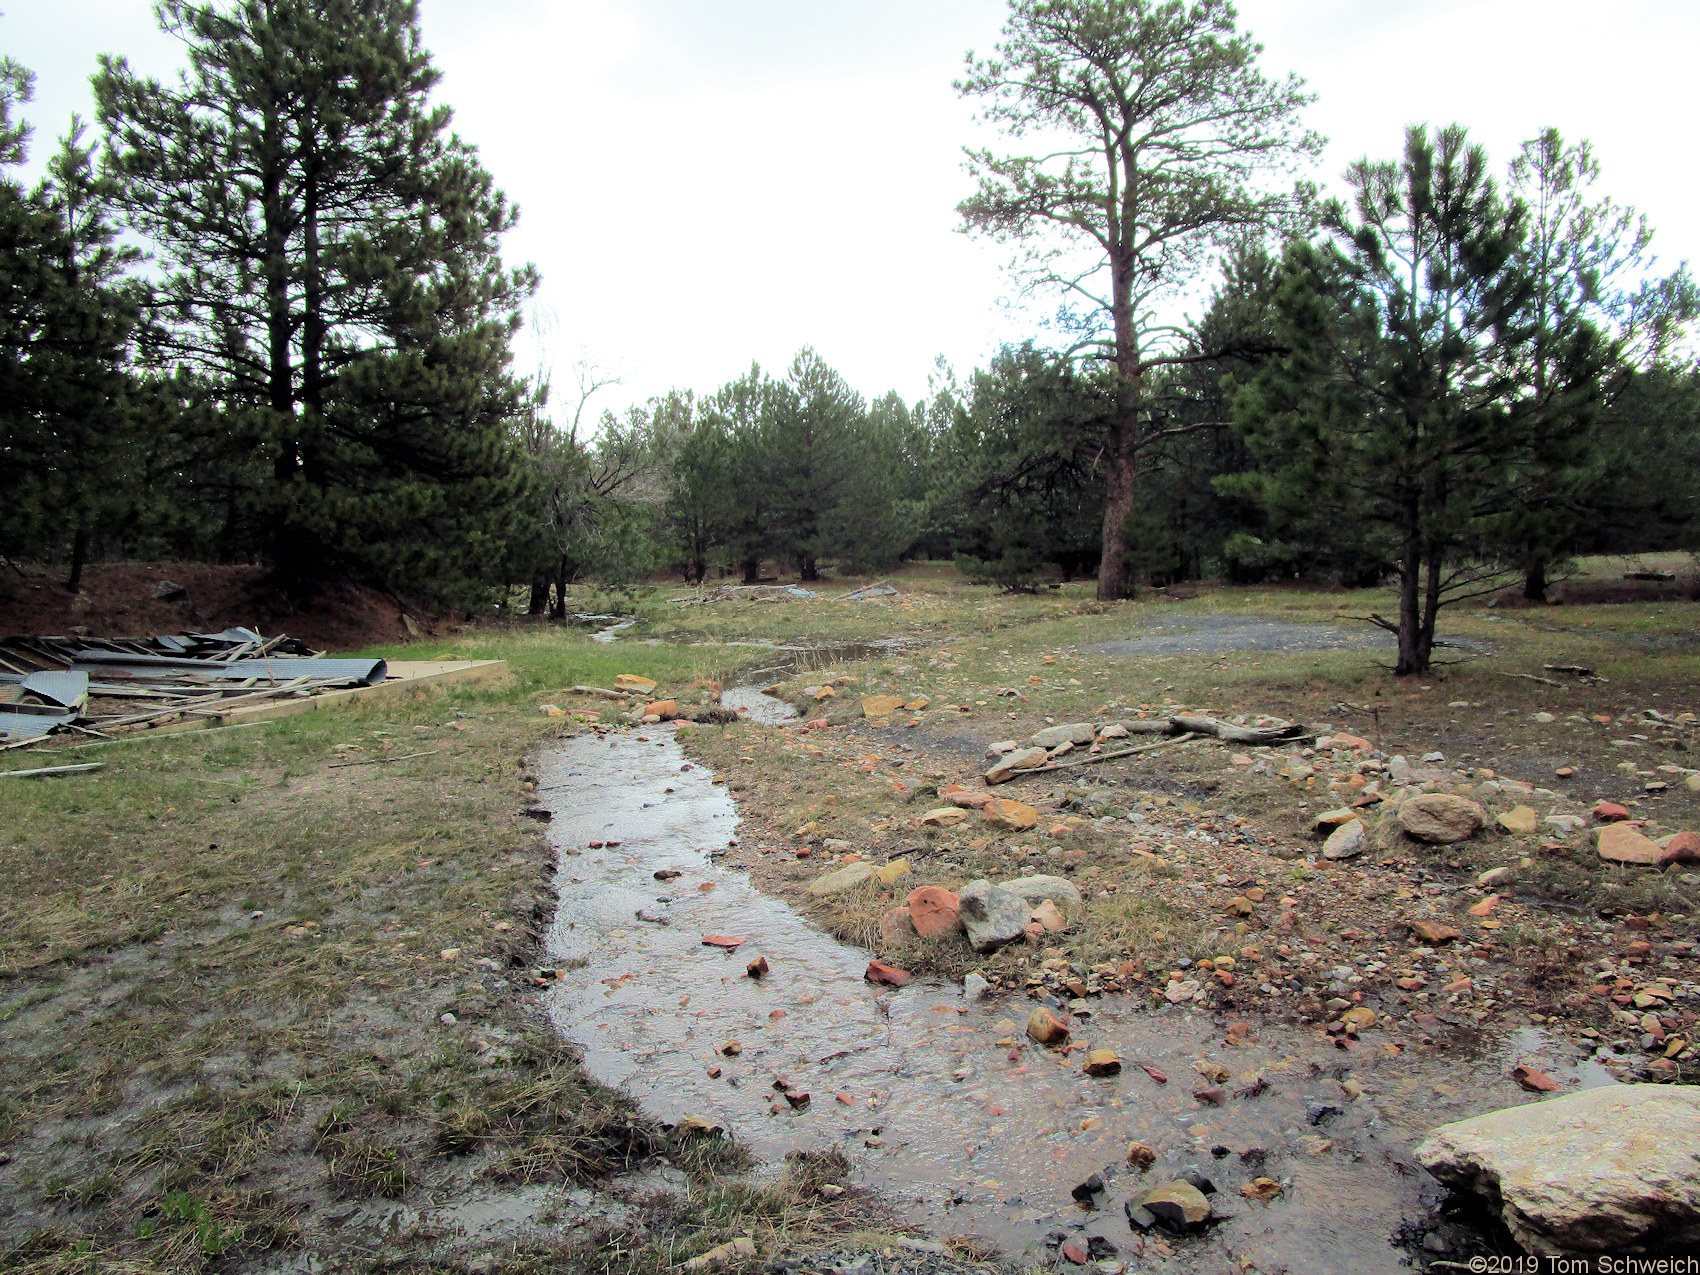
[764,350,866,581]
[0,62,140,582]
[958,0,1319,599]
[940,344,1109,590]
[1235,126,1605,675]
[95,0,536,595]
[1500,129,1699,599]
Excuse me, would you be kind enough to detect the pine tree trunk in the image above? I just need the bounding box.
[261,105,304,585]
[1523,559,1548,602]
[66,526,89,591]
[800,556,818,582]
[742,558,759,584]
[1396,508,1423,676]
[1097,257,1140,602]
[549,559,568,620]
[1419,552,1443,673]
[528,575,549,615]
[1096,416,1136,600]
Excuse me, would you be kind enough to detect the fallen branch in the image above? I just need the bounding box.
[0,762,104,779]
[1501,671,1564,687]
[1544,664,1595,678]
[571,685,630,701]
[996,733,1200,777]
[328,749,443,769]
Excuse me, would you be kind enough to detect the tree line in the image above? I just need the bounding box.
[2,0,1697,676]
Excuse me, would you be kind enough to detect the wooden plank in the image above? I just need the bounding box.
[0,762,104,778]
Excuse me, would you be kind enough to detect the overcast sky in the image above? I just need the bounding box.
[6,1,1698,418]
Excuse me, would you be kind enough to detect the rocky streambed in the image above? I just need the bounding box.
[532,711,1640,1272]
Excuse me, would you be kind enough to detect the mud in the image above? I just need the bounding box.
[1090,615,1396,657]
[537,726,1616,1272]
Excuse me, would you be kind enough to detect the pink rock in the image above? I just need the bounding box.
[1597,823,1663,866]
[906,886,961,938]
[864,959,912,987]
[1658,831,1700,866]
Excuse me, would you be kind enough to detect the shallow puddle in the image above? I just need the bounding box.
[538,728,1611,1272]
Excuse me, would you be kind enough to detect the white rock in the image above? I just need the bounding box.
[997,874,1083,907]
[957,880,1029,954]
[1164,979,1201,1004]
[963,973,991,1001]
[1322,819,1366,860]
[1029,722,1097,748]
[807,861,877,895]
[1418,1085,1700,1255]
[985,746,1049,783]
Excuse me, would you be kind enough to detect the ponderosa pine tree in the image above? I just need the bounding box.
[94,0,536,595]
[764,350,866,581]
[957,0,1320,600]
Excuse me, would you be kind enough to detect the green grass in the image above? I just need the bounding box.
[0,630,835,1273]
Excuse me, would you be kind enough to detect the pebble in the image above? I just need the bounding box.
[1027,1007,1070,1046]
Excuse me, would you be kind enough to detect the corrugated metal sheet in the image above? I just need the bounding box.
[0,707,75,742]
[20,671,90,708]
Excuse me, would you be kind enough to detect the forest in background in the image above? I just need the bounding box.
[3,0,1699,675]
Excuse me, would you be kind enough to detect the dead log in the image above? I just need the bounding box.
[1171,714,1305,744]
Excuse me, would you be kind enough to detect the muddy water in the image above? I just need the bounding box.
[538,727,1609,1272]
[719,639,911,724]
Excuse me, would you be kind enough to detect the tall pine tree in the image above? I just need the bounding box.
[95,0,536,595]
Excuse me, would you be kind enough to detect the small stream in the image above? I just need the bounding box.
[536,695,1612,1271]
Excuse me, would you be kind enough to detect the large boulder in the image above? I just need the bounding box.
[1399,793,1487,843]
[997,874,1084,908]
[1416,1084,1700,1255]
[1029,722,1097,749]
[956,879,1029,953]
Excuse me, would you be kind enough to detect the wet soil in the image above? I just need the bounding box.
[1088,614,1495,658]
[535,725,1617,1273]
[1089,615,1394,657]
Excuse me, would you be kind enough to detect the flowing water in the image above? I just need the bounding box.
[536,703,1612,1272]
